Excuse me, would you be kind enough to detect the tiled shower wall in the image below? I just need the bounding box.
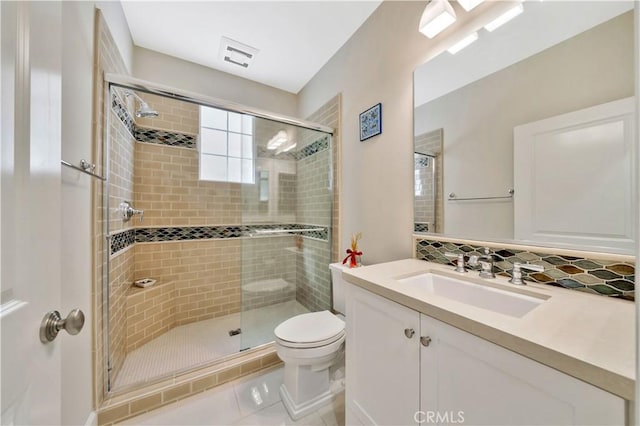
[107,100,137,384]
[93,10,131,404]
[107,90,335,346]
[133,139,242,226]
[136,92,199,135]
[414,129,443,234]
[414,235,635,300]
[305,95,341,264]
[295,130,332,311]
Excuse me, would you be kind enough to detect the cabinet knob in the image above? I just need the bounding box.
[420,336,432,347]
[404,328,415,338]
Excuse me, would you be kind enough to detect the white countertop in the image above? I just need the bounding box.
[342,258,636,400]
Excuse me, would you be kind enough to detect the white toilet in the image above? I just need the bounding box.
[274,262,348,420]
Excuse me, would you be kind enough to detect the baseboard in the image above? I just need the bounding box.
[84,411,97,426]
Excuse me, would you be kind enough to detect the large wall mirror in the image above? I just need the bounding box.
[413,1,635,254]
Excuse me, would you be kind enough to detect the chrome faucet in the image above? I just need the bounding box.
[468,247,495,279]
[509,262,544,285]
[444,252,467,273]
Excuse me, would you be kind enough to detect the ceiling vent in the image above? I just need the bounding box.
[219,36,259,69]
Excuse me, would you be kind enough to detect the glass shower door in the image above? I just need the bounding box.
[239,118,333,351]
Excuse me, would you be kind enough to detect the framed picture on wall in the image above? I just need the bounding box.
[359,103,382,141]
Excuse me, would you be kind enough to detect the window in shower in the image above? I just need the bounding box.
[199,106,255,183]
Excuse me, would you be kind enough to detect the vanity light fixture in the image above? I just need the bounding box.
[277,141,297,154]
[447,31,478,54]
[484,3,524,32]
[457,0,485,12]
[419,0,457,39]
[267,130,289,150]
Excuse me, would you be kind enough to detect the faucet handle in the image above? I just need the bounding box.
[510,262,544,285]
[467,255,480,267]
[444,252,467,273]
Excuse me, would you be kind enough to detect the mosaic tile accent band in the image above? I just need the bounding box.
[109,229,135,255]
[110,224,328,255]
[415,238,635,300]
[134,127,196,149]
[298,135,329,160]
[111,93,135,136]
[414,223,430,233]
[415,156,430,168]
[112,98,329,159]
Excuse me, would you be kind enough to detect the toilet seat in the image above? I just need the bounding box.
[274,311,345,348]
[276,330,345,349]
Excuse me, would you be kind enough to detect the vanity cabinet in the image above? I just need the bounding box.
[345,283,625,426]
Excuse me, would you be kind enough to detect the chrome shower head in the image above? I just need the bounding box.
[124,90,159,118]
[135,102,159,118]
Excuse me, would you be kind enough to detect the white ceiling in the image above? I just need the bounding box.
[121,1,382,94]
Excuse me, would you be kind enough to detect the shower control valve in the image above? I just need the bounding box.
[120,201,144,223]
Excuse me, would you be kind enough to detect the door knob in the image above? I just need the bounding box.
[40,309,85,343]
[420,336,432,347]
[404,328,415,338]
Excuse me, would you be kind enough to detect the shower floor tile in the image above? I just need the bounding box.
[113,300,309,390]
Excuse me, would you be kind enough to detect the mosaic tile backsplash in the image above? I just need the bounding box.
[415,238,635,300]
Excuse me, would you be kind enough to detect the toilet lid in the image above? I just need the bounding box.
[274,310,345,344]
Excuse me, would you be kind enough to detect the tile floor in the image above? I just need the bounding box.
[119,366,345,426]
[114,300,309,390]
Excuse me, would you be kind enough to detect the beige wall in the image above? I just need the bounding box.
[415,11,634,240]
[133,47,298,117]
[298,1,434,264]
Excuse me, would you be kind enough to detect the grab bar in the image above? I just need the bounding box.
[61,159,106,181]
[448,188,514,202]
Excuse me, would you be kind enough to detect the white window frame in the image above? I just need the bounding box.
[199,105,255,184]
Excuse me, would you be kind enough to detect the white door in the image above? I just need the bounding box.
[514,97,635,253]
[1,2,63,424]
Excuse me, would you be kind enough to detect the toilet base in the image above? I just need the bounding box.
[280,378,345,420]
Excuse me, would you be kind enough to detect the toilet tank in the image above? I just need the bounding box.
[329,262,350,315]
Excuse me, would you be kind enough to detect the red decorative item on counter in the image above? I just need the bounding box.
[342,232,363,268]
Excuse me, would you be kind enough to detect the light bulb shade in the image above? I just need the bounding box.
[447,31,478,54]
[484,3,524,32]
[267,130,289,150]
[419,0,457,39]
[457,0,484,12]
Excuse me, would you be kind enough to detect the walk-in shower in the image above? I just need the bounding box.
[102,77,333,394]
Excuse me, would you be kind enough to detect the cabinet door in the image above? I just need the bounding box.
[420,315,624,425]
[345,283,421,426]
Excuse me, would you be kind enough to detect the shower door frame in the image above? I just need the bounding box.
[101,74,334,397]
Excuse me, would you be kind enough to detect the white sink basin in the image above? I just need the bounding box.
[398,273,545,318]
